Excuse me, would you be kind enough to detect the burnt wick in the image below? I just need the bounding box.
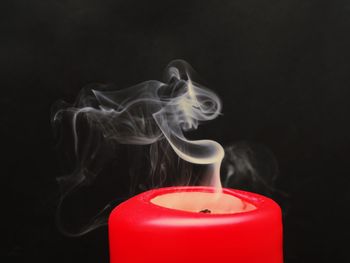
[199,209,211,214]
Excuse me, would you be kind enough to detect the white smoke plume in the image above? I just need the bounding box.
[52,60,225,236]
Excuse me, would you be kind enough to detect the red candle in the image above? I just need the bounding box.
[109,186,283,263]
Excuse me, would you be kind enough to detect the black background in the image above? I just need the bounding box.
[3,0,350,262]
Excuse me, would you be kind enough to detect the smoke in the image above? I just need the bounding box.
[52,60,224,236]
[221,142,282,197]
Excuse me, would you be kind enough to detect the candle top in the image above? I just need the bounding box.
[110,187,282,228]
[151,191,256,214]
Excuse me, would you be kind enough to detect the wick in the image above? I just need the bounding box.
[199,209,211,214]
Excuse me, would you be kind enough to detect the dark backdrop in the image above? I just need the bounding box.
[3,0,350,262]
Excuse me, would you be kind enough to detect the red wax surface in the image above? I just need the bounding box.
[109,187,283,263]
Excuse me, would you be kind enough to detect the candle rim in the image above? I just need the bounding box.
[137,186,279,218]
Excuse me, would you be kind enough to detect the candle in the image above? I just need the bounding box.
[109,186,283,263]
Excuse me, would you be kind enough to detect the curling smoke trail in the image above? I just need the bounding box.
[52,60,224,235]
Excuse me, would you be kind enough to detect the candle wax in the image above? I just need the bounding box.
[109,186,283,263]
[151,191,256,214]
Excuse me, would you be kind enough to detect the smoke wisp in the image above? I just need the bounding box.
[52,60,224,236]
